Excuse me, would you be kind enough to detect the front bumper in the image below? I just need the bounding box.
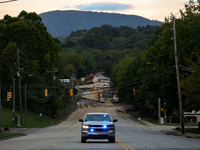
[81,130,115,139]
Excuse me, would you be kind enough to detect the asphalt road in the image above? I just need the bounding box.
[0,97,200,150]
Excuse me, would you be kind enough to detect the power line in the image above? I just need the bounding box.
[0,0,17,3]
[179,64,194,72]
[117,67,176,90]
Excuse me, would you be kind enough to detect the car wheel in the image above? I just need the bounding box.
[81,137,86,143]
[109,137,115,143]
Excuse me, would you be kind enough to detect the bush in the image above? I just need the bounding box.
[198,122,200,129]
[151,113,158,119]
[170,115,180,123]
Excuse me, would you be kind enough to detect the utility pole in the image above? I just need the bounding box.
[25,84,27,126]
[164,101,167,124]
[17,49,23,126]
[0,78,2,133]
[172,17,184,134]
[71,75,75,102]
[158,98,161,124]
[13,78,15,126]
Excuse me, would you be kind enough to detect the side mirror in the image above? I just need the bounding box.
[113,119,118,122]
[79,119,83,122]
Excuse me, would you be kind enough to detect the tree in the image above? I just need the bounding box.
[81,35,95,47]
[81,51,96,74]
[181,53,200,111]
[60,23,161,83]
[0,10,62,116]
[101,50,123,76]
[58,51,86,79]
[109,0,200,115]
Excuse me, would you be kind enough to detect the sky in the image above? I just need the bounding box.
[0,0,189,21]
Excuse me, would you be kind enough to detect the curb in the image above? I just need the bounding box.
[139,119,200,139]
[0,134,26,141]
[161,129,200,139]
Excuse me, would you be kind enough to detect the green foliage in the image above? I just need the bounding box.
[1,107,61,128]
[0,133,22,139]
[58,51,86,78]
[181,53,200,111]
[175,128,200,134]
[110,0,200,115]
[0,11,64,117]
[61,24,159,76]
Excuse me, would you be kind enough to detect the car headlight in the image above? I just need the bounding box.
[82,125,89,129]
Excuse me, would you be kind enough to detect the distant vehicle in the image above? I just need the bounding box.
[98,77,102,82]
[100,98,105,103]
[79,113,118,143]
[103,77,108,80]
[102,80,110,86]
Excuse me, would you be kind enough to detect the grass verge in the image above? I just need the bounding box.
[143,117,198,126]
[175,128,200,134]
[1,97,79,140]
[0,133,24,141]
[1,107,61,128]
[143,116,200,134]
[0,133,22,138]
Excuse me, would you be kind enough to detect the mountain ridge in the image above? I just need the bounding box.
[39,10,162,38]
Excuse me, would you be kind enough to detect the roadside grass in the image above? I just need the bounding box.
[143,117,198,126]
[1,107,61,128]
[1,97,79,129]
[0,133,22,139]
[1,97,79,140]
[144,117,180,126]
[142,116,200,134]
[175,128,200,134]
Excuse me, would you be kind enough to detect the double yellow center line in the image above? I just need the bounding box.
[116,136,135,150]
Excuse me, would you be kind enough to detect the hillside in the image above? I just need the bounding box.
[61,24,160,77]
[39,10,162,37]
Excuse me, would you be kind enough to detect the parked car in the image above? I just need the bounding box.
[79,113,118,143]
[102,80,110,86]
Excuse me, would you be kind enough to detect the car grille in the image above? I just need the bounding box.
[89,125,113,127]
[91,128,108,132]
[87,125,114,132]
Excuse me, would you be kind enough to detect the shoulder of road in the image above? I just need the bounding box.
[139,119,200,139]
[1,120,200,141]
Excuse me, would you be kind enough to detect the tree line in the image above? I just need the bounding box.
[61,24,160,76]
[0,9,160,117]
[1,0,200,119]
[0,10,85,116]
[110,0,200,121]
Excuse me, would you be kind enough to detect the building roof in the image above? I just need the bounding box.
[88,73,94,78]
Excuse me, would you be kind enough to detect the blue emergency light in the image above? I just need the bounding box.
[103,125,107,128]
[90,128,94,132]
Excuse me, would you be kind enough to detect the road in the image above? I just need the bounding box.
[0,94,200,150]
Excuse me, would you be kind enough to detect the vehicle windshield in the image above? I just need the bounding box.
[85,114,111,122]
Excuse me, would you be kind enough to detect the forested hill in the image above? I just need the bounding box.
[61,24,160,77]
[39,10,162,37]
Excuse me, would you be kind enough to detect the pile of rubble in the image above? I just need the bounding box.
[76,98,101,109]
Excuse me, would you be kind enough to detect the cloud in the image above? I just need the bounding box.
[75,2,134,11]
[62,6,70,9]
